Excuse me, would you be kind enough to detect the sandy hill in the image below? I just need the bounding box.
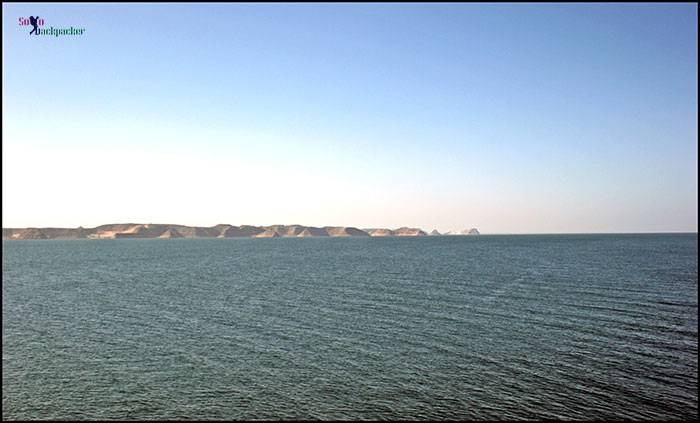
[30,227,93,239]
[175,226,214,238]
[158,228,183,238]
[239,225,266,237]
[296,227,328,237]
[297,228,314,237]
[263,225,300,237]
[254,229,280,238]
[324,227,370,237]
[220,226,246,238]
[220,225,266,237]
[94,223,140,233]
[210,224,233,237]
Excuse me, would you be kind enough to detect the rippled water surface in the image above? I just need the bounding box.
[2,234,698,420]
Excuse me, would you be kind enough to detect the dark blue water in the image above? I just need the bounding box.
[2,234,698,420]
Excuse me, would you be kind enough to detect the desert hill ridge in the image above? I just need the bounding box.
[3,224,479,240]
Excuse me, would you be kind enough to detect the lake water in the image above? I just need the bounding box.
[2,234,698,420]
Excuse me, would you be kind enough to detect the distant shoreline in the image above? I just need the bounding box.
[2,224,481,240]
[3,225,696,241]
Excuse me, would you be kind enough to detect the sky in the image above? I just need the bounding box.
[2,3,697,233]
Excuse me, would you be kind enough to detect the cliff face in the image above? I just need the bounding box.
[3,224,436,240]
[158,228,183,238]
[363,227,428,237]
[442,228,481,236]
[253,229,280,238]
[5,228,49,240]
[392,227,428,237]
[220,225,264,238]
[366,228,393,237]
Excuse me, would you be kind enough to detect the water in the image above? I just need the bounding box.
[2,234,697,420]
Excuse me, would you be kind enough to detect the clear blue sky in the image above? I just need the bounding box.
[2,3,697,233]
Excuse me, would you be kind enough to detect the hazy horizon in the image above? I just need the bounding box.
[3,4,697,234]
